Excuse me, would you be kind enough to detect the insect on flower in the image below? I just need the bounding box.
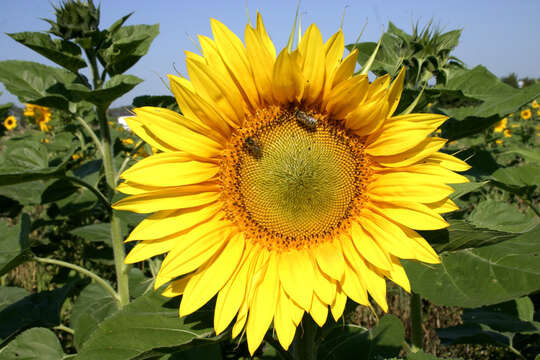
[243,136,263,159]
[295,110,317,130]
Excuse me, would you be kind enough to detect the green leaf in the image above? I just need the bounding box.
[70,282,118,351]
[75,290,218,359]
[158,343,223,360]
[0,60,80,111]
[107,12,134,35]
[99,24,159,76]
[0,282,74,341]
[0,287,29,312]
[437,297,540,348]
[70,223,112,246]
[0,214,31,277]
[318,315,404,360]
[69,74,143,106]
[0,181,52,206]
[438,66,540,120]
[404,226,540,307]
[501,148,540,163]
[8,32,86,73]
[467,200,540,233]
[41,178,80,203]
[347,33,403,78]
[421,220,516,253]
[449,181,488,200]
[0,327,65,360]
[132,95,179,112]
[406,350,463,360]
[490,163,540,189]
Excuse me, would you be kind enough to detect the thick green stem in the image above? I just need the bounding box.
[97,105,130,307]
[76,116,104,157]
[35,257,119,303]
[289,316,318,360]
[85,49,102,90]
[410,292,423,352]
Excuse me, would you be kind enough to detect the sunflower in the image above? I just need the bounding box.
[3,115,17,130]
[521,109,532,120]
[532,100,539,109]
[493,117,507,132]
[24,103,52,131]
[113,14,469,354]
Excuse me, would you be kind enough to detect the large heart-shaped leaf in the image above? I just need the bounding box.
[0,327,65,360]
[8,32,86,73]
[0,214,31,277]
[404,226,540,308]
[75,290,218,360]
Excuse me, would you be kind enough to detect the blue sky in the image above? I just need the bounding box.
[1,0,539,107]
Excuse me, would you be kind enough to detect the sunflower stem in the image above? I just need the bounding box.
[97,104,130,307]
[410,292,423,352]
[289,316,318,360]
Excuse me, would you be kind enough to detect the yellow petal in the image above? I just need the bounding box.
[162,276,190,297]
[180,232,245,316]
[362,262,388,312]
[368,173,455,203]
[348,223,391,270]
[372,138,447,168]
[368,200,449,230]
[126,202,222,241]
[326,75,369,119]
[386,67,406,117]
[298,24,326,105]
[125,117,177,153]
[346,96,388,135]
[112,184,220,213]
[387,256,411,292]
[427,152,471,172]
[214,244,256,335]
[332,48,358,87]
[272,48,304,104]
[245,24,274,104]
[274,286,297,350]
[366,116,447,157]
[314,239,345,281]
[427,198,459,214]
[256,12,276,58]
[169,74,237,132]
[156,221,233,287]
[279,249,314,310]
[247,251,279,355]
[375,164,469,185]
[330,285,347,321]
[309,293,328,327]
[185,57,245,128]
[211,18,260,110]
[312,259,337,305]
[124,237,177,264]
[232,299,248,339]
[341,260,369,306]
[121,153,219,187]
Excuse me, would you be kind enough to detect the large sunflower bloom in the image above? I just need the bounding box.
[113,14,469,354]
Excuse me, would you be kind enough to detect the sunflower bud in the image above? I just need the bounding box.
[46,0,100,40]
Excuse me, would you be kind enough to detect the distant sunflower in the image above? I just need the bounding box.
[3,115,16,130]
[532,100,539,109]
[113,14,469,353]
[25,103,52,131]
[521,109,532,120]
[493,117,507,132]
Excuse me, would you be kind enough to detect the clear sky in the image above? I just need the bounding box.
[1,0,539,107]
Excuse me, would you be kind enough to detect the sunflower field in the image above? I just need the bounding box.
[0,2,539,360]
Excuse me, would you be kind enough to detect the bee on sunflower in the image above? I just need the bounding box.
[113,13,469,353]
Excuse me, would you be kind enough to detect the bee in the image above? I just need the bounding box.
[295,110,317,130]
[243,136,262,159]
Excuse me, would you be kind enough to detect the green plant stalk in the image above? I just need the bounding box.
[62,175,109,208]
[97,105,130,307]
[410,292,423,352]
[35,256,119,302]
[76,115,104,156]
[289,316,318,360]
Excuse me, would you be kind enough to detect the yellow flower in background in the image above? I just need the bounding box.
[25,103,52,131]
[532,100,539,108]
[113,14,469,353]
[503,129,511,138]
[121,138,134,145]
[493,117,507,132]
[521,109,532,120]
[3,115,17,130]
[496,139,503,145]
[537,109,540,116]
